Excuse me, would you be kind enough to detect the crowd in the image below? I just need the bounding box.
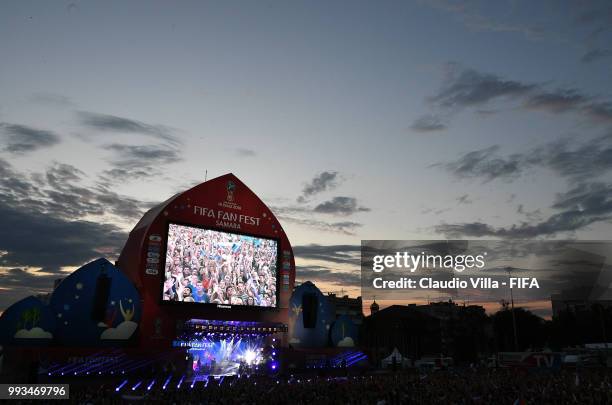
[162,224,277,307]
[14,368,611,404]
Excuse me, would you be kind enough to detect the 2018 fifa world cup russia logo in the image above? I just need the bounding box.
[226,180,236,202]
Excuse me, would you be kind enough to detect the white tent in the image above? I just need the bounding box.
[381,347,405,367]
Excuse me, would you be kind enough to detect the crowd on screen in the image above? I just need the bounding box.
[20,369,612,404]
[162,224,277,307]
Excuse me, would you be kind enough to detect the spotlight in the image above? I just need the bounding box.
[177,375,185,389]
[244,350,257,365]
[163,374,172,390]
[115,379,128,392]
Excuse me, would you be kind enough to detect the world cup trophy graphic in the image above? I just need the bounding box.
[226,180,236,202]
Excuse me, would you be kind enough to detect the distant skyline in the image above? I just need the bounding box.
[1,1,612,316]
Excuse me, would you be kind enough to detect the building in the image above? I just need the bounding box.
[416,300,492,361]
[362,305,442,364]
[326,293,364,326]
[370,300,379,315]
[552,287,612,317]
[362,301,492,365]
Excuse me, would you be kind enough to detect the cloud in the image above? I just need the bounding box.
[537,137,612,179]
[422,64,612,128]
[523,89,587,113]
[524,90,612,123]
[92,189,149,220]
[313,196,371,216]
[76,111,180,145]
[75,112,184,181]
[29,92,74,107]
[582,102,612,124]
[435,182,612,238]
[456,194,472,205]
[475,109,498,116]
[272,203,364,235]
[298,171,340,202]
[551,182,612,212]
[295,174,369,219]
[42,162,148,220]
[438,145,524,182]
[0,199,126,272]
[46,162,84,187]
[277,215,363,235]
[410,114,447,132]
[0,160,149,312]
[0,123,61,154]
[438,134,612,183]
[106,143,180,165]
[234,148,256,157]
[425,0,546,41]
[100,167,154,181]
[420,207,451,215]
[295,265,360,287]
[516,204,542,222]
[0,159,149,273]
[581,48,612,63]
[293,244,361,266]
[102,143,182,181]
[0,268,62,312]
[430,65,536,109]
[434,134,612,238]
[576,5,612,26]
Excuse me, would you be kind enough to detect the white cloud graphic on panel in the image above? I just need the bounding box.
[14,327,53,339]
[337,337,355,347]
[100,300,138,340]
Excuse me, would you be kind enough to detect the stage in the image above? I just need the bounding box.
[174,319,286,377]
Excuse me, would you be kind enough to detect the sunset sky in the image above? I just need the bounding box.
[1,1,612,316]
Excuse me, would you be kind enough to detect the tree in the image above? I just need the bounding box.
[491,307,548,351]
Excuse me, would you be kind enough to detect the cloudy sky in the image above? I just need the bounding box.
[1,1,612,315]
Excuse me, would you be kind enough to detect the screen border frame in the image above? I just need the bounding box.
[158,220,281,312]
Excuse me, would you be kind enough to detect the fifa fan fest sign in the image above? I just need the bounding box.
[193,206,261,229]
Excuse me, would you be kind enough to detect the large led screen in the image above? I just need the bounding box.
[162,223,279,308]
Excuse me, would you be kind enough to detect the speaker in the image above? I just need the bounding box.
[302,292,318,329]
[91,274,112,321]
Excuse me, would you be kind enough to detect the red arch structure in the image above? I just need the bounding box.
[117,173,295,349]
